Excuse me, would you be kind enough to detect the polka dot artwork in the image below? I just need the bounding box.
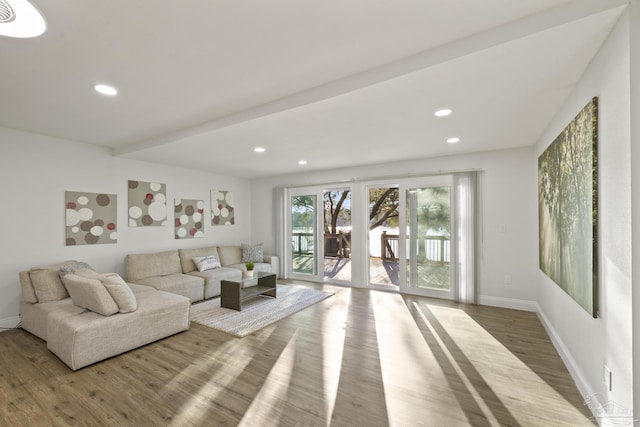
[175,198,204,239]
[65,191,117,246]
[211,189,235,226]
[128,180,167,227]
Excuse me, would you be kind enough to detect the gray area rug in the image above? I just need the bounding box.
[190,284,334,337]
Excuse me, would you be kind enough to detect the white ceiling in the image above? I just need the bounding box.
[0,0,628,178]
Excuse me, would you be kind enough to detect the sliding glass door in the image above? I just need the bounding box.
[285,174,473,302]
[367,185,399,288]
[323,188,352,283]
[402,178,454,299]
[290,193,317,276]
[287,186,353,284]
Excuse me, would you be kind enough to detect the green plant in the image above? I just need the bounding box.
[245,261,255,271]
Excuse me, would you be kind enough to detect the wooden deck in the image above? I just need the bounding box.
[293,255,397,286]
[293,255,449,289]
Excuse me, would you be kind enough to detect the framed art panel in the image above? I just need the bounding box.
[538,97,598,317]
[65,191,117,245]
[128,180,167,227]
[211,189,235,225]
[175,198,204,239]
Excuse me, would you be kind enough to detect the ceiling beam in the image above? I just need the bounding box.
[114,0,629,156]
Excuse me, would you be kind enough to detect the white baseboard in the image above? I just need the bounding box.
[478,295,537,312]
[0,316,21,332]
[536,305,598,420]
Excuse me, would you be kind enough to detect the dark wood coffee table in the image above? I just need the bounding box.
[220,271,277,311]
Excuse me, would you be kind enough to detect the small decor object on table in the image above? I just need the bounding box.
[245,261,254,278]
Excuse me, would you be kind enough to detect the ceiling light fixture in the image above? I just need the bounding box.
[298,160,308,165]
[254,147,266,153]
[434,108,452,117]
[446,137,460,144]
[94,84,118,96]
[0,0,46,38]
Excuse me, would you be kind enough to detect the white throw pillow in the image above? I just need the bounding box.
[192,256,221,272]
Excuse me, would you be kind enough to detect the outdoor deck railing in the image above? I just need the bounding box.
[381,231,450,263]
[294,231,449,263]
[292,232,351,257]
[292,232,314,255]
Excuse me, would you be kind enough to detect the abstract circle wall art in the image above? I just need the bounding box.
[65,191,117,245]
[175,198,205,239]
[211,189,234,225]
[128,180,167,227]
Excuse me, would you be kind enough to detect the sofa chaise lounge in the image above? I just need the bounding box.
[19,261,191,371]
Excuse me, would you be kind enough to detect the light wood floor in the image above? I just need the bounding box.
[0,281,595,426]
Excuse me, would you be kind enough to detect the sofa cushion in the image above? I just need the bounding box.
[29,260,78,302]
[217,246,242,266]
[178,247,219,273]
[192,255,221,272]
[242,243,264,262]
[19,270,38,303]
[135,273,204,302]
[20,299,86,341]
[73,268,102,279]
[61,274,119,317]
[187,267,242,299]
[125,250,182,282]
[46,288,190,371]
[100,273,137,313]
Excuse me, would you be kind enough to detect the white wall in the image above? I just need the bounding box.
[0,127,251,327]
[630,0,640,421]
[250,146,538,311]
[535,11,633,415]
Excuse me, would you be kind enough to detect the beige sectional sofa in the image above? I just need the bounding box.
[19,261,191,371]
[124,245,278,302]
[18,245,274,371]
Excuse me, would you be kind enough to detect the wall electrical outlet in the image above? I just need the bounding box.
[604,364,612,391]
[504,274,512,285]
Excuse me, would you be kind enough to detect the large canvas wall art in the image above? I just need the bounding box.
[128,180,167,227]
[175,198,204,239]
[538,97,598,317]
[211,189,235,225]
[65,191,117,245]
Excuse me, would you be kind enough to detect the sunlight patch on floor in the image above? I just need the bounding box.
[166,334,271,426]
[422,302,591,426]
[369,291,593,426]
[238,333,298,426]
[371,291,466,426]
[319,287,349,424]
[412,303,500,425]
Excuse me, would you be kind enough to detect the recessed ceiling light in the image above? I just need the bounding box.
[0,0,46,38]
[93,84,118,96]
[254,147,266,153]
[434,108,452,117]
[446,137,460,144]
[298,160,308,165]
